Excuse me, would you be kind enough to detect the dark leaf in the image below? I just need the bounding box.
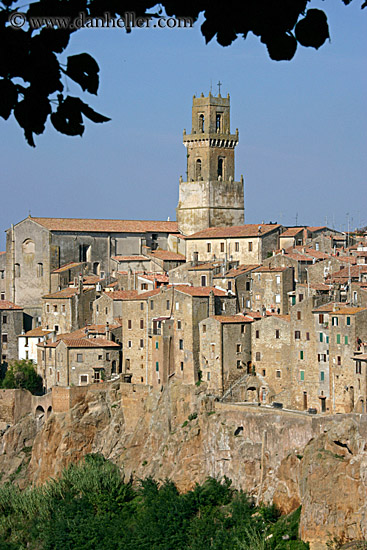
[200,17,218,44]
[14,91,51,147]
[0,79,18,120]
[79,101,111,123]
[295,9,329,49]
[265,32,298,61]
[65,53,100,94]
[216,28,237,47]
[51,95,84,136]
[28,45,63,94]
[33,28,71,53]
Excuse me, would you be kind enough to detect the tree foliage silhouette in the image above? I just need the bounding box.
[0,0,365,146]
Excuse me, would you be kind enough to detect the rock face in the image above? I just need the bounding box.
[2,381,367,549]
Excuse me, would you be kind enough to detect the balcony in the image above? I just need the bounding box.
[148,328,161,337]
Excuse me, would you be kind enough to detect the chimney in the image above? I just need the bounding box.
[192,251,199,267]
[77,273,83,295]
[209,290,215,316]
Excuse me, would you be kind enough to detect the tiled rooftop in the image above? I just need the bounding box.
[30,216,179,234]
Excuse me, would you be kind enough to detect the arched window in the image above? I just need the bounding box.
[37,263,43,277]
[15,263,20,278]
[216,113,222,132]
[199,114,204,133]
[196,159,202,179]
[217,158,223,178]
[22,239,35,255]
[93,262,100,275]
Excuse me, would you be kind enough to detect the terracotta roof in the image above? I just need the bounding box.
[210,315,254,324]
[83,275,102,284]
[0,300,23,310]
[138,273,169,283]
[281,252,314,262]
[52,262,84,273]
[214,264,260,278]
[57,324,121,340]
[312,302,367,315]
[298,282,331,291]
[336,256,357,264]
[187,224,281,239]
[328,265,367,282]
[128,289,161,300]
[307,226,328,232]
[189,261,221,271]
[0,251,5,255]
[42,288,79,299]
[30,217,179,234]
[107,290,139,301]
[174,285,227,297]
[280,228,304,237]
[148,250,186,261]
[111,256,148,262]
[21,327,53,337]
[60,337,120,348]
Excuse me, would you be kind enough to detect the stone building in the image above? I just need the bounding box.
[0,300,26,367]
[5,216,179,321]
[18,327,53,364]
[42,285,96,334]
[198,314,253,396]
[251,314,292,406]
[185,224,282,265]
[37,336,121,391]
[176,92,244,235]
[213,264,259,311]
[250,266,294,315]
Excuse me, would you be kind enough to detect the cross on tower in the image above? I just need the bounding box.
[217,80,222,95]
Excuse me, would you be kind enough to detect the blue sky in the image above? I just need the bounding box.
[0,0,366,249]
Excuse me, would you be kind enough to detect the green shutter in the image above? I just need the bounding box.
[319,333,323,342]
[345,335,348,345]
[326,336,329,344]
[300,350,304,360]
[300,371,304,381]
[320,371,325,381]
[346,316,351,326]
[337,334,341,344]
[156,362,159,371]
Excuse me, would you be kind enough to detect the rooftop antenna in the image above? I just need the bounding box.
[295,212,298,226]
[209,79,212,94]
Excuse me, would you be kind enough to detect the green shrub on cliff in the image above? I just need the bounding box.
[1,360,43,395]
[0,454,309,550]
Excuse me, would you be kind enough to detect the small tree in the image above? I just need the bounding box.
[2,359,43,395]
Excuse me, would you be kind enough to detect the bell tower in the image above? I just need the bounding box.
[176,91,244,235]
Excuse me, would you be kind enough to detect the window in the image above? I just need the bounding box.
[77,353,83,362]
[300,350,304,360]
[0,293,4,300]
[356,361,362,374]
[2,315,7,324]
[276,370,281,378]
[306,332,310,341]
[235,242,239,252]
[246,281,251,291]
[300,370,305,381]
[297,311,301,320]
[346,316,351,326]
[179,339,184,350]
[106,353,110,361]
[80,374,88,384]
[140,339,144,349]
[53,305,57,312]
[227,281,232,292]
[255,352,261,361]
[295,330,301,340]
[315,242,320,251]
[150,300,154,310]
[248,242,253,252]
[37,263,43,277]
[216,113,222,132]
[156,361,159,372]
[241,325,245,334]
[140,302,144,310]
[105,308,108,315]
[337,356,341,366]
[319,333,323,342]
[141,283,148,291]
[15,263,20,277]
[196,158,202,179]
[336,334,341,344]
[128,340,132,348]
[98,354,102,360]
[320,371,325,382]
[299,294,304,302]
[180,362,184,371]
[256,330,259,339]
[262,369,266,376]
[177,320,182,329]
[319,314,324,324]
[201,275,207,286]
[46,304,50,313]
[291,296,296,305]
[175,302,179,311]
[166,300,170,310]
[344,335,348,345]
[326,336,329,344]
[275,329,280,339]
[217,157,223,178]
[0,270,4,279]
[255,294,260,301]
[207,372,211,381]
[220,242,225,253]
[202,324,206,334]
[332,317,338,326]
[207,243,211,253]
[275,294,281,304]
[140,319,144,329]
[237,360,242,368]
[199,114,204,132]
[54,325,59,332]
[276,275,281,285]
[155,341,159,349]
[1,334,7,343]
[236,344,241,353]
[128,320,132,329]
[42,350,45,360]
